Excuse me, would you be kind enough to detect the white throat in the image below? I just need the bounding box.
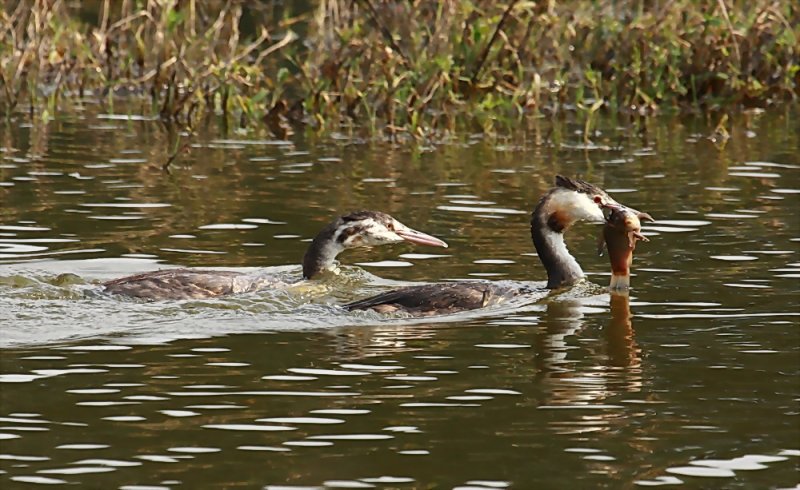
[315,239,346,272]
[541,225,584,282]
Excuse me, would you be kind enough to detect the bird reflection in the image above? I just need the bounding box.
[535,291,643,438]
[532,292,640,374]
[605,291,640,369]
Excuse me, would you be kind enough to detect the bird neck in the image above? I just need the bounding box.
[302,221,346,279]
[531,197,585,289]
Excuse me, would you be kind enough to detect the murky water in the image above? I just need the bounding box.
[1,108,798,488]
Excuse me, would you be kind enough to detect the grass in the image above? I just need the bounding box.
[1,0,798,140]
[1,0,297,129]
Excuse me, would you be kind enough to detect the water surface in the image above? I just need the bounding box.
[0,108,798,488]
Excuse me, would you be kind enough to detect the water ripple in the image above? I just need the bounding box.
[202,424,296,432]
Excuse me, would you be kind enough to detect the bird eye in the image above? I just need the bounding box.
[593,196,603,204]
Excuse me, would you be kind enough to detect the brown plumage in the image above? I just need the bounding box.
[345,176,651,316]
[101,269,274,301]
[342,282,530,316]
[102,211,447,301]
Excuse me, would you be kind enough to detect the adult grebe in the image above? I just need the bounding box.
[343,176,652,315]
[102,211,447,300]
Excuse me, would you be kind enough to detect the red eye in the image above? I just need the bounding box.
[593,196,603,204]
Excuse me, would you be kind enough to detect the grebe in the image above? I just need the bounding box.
[343,176,652,316]
[102,211,447,300]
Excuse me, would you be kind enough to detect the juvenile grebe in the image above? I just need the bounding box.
[343,176,652,315]
[103,211,447,300]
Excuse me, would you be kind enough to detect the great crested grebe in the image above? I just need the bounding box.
[102,211,448,300]
[343,176,652,316]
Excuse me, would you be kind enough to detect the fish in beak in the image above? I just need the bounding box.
[598,204,653,291]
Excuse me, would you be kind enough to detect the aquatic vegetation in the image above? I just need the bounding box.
[0,0,298,129]
[1,0,797,138]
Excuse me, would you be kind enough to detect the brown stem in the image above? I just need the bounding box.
[716,0,741,68]
[355,0,411,67]
[471,0,520,85]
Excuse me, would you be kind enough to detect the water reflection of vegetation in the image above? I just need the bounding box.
[1,109,796,271]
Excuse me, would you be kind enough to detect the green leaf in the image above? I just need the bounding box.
[166,9,185,32]
[277,67,290,84]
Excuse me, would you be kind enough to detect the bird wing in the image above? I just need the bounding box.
[102,269,245,300]
[344,282,521,316]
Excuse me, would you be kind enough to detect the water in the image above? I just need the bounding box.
[1,108,798,488]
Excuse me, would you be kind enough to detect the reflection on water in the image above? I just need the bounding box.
[1,108,799,487]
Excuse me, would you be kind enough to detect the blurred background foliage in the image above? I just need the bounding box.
[1,0,797,139]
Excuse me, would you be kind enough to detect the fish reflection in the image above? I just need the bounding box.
[606,292,639,369]
[536,292,643,436]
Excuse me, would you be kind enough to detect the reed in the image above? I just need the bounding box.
[1,0,797,139]
[0,0,297,129]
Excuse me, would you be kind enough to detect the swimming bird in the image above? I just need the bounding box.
[343,176,652,316]
[102,211,448,300]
